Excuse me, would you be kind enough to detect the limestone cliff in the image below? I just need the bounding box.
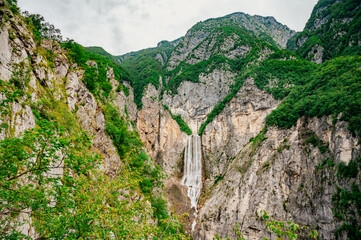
[196,115,360,239]
[0,9,119,172]
[128,66,359,240]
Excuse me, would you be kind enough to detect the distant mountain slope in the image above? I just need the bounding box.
[112,12,295,110]
[287,0,361,63]
[85,46,119,63]
[113,42,176,109]
[166,12,295,70]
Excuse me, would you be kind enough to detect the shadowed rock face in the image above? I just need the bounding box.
[0,1,4,22]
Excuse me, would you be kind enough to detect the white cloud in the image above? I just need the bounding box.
[17,0,318,55]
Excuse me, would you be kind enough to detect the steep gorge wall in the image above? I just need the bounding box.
[196,115,359,239]
[201,78,280,190]
[117,2,361,238]
[124,71,359,239]
[122,53,360,240]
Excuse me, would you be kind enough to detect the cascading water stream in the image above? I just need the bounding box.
[180,134,202,230]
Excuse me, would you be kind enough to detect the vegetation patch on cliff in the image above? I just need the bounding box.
[332,156,361,239]
[266,56,361,137]
[288,0,361,61]
[163,104,192,135]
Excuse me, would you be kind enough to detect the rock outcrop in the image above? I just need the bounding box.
[163,69,236,133]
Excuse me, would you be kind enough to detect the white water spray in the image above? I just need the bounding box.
[180,134,202,230]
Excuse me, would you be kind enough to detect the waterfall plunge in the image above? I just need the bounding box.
[180,134,202,230]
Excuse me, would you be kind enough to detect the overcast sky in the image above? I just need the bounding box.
[18,0,318,55]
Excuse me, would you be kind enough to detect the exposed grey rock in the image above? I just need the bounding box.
[297,36,309,47]
[185,32,251,65]
[166,12,295,70]
[163,69,235,133]
[65,68,121,173]
[201,78,280,190]
[0,27,13,80]
[154,52,168,66]
[167,30,210,70]
[313,16,329,29]
[308,44,324,63]
[86,60,97,68]
[195,116,360,240]
[113,81,138,122]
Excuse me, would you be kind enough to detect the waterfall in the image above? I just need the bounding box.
[180,134,202,230]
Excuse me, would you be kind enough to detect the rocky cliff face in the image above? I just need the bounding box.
[163,69,236,133]
[127,67,359,240]
[196,115,360,239]
[201,78,280,190]
[0,10,120,173]
[123,68,360,240]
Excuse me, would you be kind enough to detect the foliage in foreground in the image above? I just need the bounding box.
[215,211,318,240]
[0,69,160,238]
[332,156,361,239]
[0,116,186,239]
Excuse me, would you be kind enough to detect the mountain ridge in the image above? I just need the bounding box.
[86,11,295,66]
